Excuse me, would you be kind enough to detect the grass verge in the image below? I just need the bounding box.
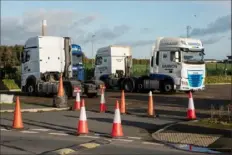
[186,118,232,130]
[205,76,231,84]
[2,79,20,89]
[0,102,53,108]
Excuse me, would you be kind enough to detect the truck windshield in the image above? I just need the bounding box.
[182,51,204,64]
[72,54,83,66]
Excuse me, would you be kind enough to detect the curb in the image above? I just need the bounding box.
[39,139,110,155]
[0,89,21,92]
[151,121,231,154]
[206,83,231,85]
[0,107,70,113]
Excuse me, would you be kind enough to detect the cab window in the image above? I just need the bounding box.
[21,50,30,63]
[170,51,175,62]
[95,56,103,65]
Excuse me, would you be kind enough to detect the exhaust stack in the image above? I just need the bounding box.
[42,20,47,36]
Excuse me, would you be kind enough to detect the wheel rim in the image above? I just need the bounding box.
[125,81,133,92]
[164,84,172,92]
[28,85,34,93]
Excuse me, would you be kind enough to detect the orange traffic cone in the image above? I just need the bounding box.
[187,91,196,120]
[99,86,106,112]
[73,88,81,110]
[12,96,24,129]
[77,99,89,135]
[57,73,64,97]
[148,91,154,117]
[111,100,124,138]
[120,90,126,114]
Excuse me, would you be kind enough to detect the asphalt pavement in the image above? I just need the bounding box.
[1,126,212,155]
[1,111,178,140]
[2,84,230,119]
[0,84,231,155]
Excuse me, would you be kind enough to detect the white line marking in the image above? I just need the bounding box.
[94,133,108,136]
[20,131,39,134]
[48,132,69,136]
[0,128,10,131]
[31,128,50,132]
[113,139,133,142]
[127,136,142,140]
[79,135,100,139]
[142,142,164,146]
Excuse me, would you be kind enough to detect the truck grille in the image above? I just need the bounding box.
[188,74,203,87]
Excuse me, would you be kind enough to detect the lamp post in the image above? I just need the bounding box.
[186,25,191,38]
[91,34,95,67]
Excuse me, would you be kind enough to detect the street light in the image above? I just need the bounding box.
[186,15,196,38]
[91,34,95,67]
[186,25,191,38]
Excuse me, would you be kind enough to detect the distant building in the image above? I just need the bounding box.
[204,59,218,63]
[227,56,232,62]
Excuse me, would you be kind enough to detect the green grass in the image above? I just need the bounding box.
[205,76,231,84]
[206,63,232,70]
[185,118,232,130]
[2,63,231,85]
[2,79,20,89]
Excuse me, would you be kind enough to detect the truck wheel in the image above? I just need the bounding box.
[86,93,97,98]
[123,78,135,92]
[26,81,36,96]
[64,85,72,98]
[161,80,174,94]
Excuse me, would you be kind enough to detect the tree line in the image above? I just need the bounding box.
[0,45,149,68]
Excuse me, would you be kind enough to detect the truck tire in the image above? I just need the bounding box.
[26,80,36,96]
[123,78,135,92]
[64,84,72,98]
[86,93,97,98]
[161,80,175,94]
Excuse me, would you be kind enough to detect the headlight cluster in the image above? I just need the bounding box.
[181,81,188,85]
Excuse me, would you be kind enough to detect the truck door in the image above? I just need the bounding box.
[94,55,103,80]
[159,51,170,74]
[21,50,33,75]
[159,51,179,74]
[21,49,32,88]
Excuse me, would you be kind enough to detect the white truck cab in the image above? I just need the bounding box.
[94,37,206,93]
[150,37,206,92]
[21,36,103,98]
[94,45,132,87]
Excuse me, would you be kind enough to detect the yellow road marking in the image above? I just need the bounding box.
[54,148,75,155]
[80,143,100,149]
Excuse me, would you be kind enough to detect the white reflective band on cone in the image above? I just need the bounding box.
[149,91,152,96]
[113,109,121,123]
[80,107,87,120]
[188,98,195,110]
[100,94,105,103]
[76,92,80,102]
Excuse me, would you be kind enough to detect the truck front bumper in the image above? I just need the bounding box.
[177,85,205,91]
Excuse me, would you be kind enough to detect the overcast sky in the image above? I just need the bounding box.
[1,1,231,59]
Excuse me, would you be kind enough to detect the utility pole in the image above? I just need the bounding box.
[91,34,95,68]
[186,25,191,38]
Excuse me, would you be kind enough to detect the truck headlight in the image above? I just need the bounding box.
[181,81,188,85]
